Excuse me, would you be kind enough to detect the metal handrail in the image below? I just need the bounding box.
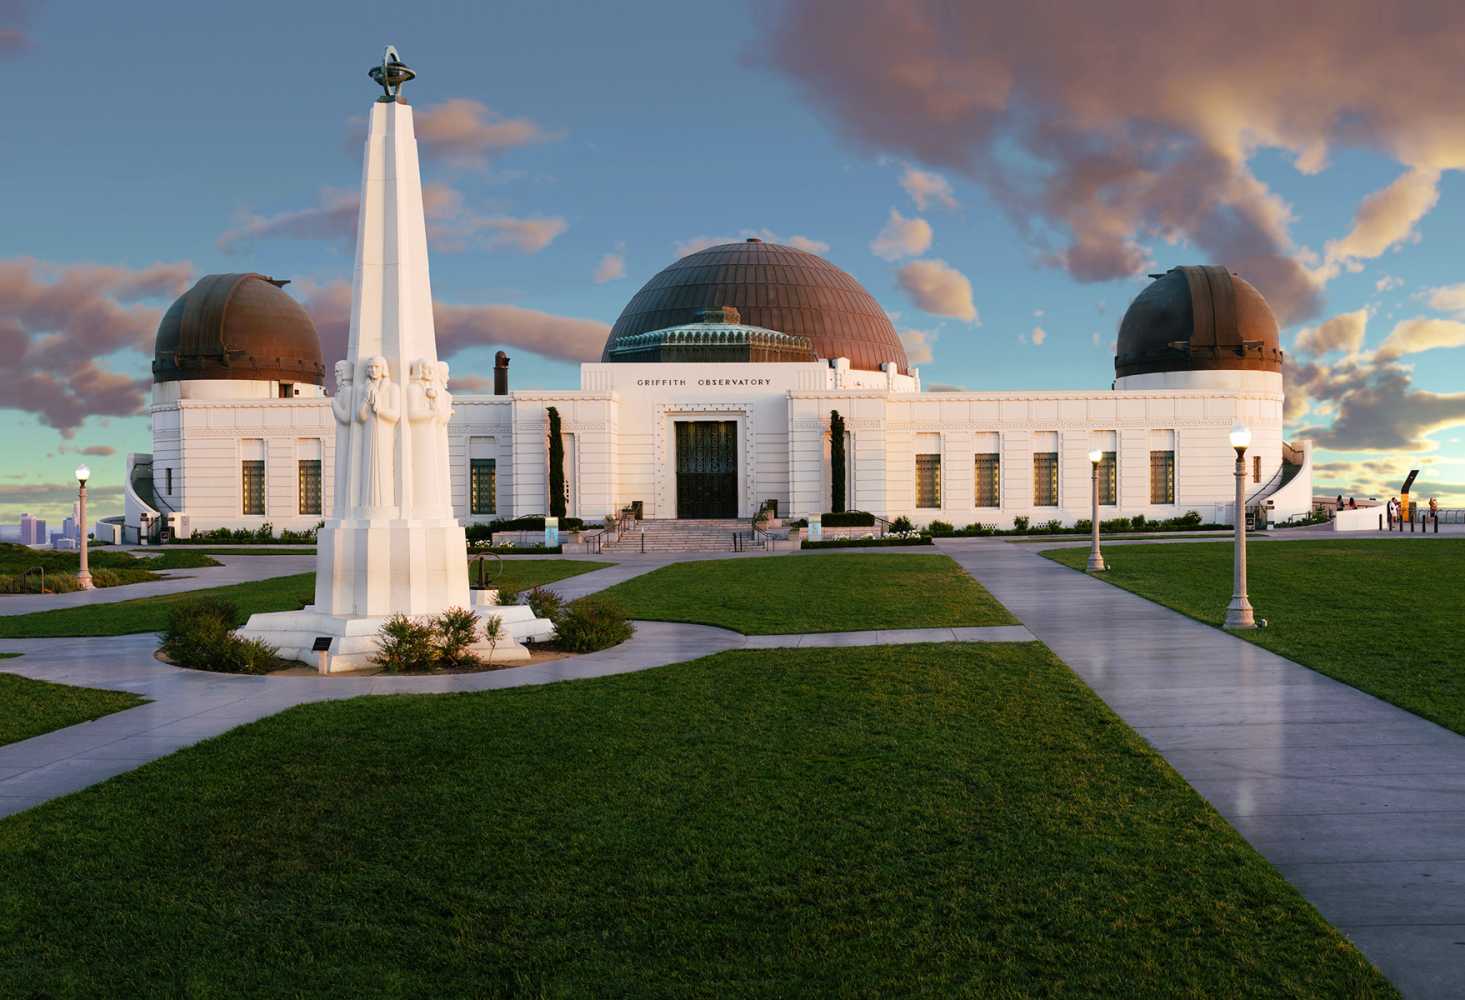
[21,566,47,594]
[469,553,505,589]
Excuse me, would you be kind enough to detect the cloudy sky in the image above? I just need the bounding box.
[5,0,1465,524]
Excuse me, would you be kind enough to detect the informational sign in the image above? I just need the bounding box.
[544,516,559,548]
[808,513,822,543]
[1401,469,1419,520]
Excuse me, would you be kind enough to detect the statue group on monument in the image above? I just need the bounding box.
[331,356,454,516]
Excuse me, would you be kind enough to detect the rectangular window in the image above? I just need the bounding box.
[974,453,1000,507]
[242,460,266,515]
[298,460,322,515]
[1033,452,1059,506]
[1098,452,1117,505]
[165,467,173,496]
[1149,450,1176,504]
[278,383,294,398]
[915,454,942,509]
[471,458,496,515]
[1253,454,1261,483]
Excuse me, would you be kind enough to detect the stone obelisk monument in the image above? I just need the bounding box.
[239,48,541,670]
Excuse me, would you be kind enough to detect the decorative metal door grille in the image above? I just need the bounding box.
[1149,450,1175,504]
[471,458,496,515]
[974,453,1000,507]
[298,460,322,515]
[1099,452,1117,505]
[241,460,265,515]
[676,421,738,518]
[1033,452,1059,506]
[915,454,942,508]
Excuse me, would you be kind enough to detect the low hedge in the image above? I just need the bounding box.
[820,511,876,527]
[175,524,320,545]
[802,536,933,549]
[466,517,585,541]
[468,543,563,555]
[159,597,279,674]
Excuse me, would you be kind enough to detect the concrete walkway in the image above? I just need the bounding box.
[0,553,315,616]
[938,537,1465,999]
[0,619,1031,819]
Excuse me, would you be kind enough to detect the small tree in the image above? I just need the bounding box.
[547,406,567,519]
[830,410,847,513]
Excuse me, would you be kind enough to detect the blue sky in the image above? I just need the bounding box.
[5,0,1465,524]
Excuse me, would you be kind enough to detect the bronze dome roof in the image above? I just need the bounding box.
[1116,266,1283,379]
[604,239,909,373]
[153,273,325,385]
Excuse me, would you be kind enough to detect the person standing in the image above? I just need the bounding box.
[1430,495,1439,528]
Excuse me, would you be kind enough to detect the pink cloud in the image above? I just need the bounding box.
[869,208,932,261]
[760,1,1465,325]
[896,259,978,322]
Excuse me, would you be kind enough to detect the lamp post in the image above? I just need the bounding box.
[1087,448,1106,572]
[74,464,94,591]
[1224,424,1255,629]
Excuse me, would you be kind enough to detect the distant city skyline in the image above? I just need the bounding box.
[4,0,1465,524]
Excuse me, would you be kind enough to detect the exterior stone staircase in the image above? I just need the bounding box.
[602,518,754,553]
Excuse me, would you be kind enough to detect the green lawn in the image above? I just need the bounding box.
[0,543,220,593]
[0,560,612,639]
[600,553,1015,634]
[1044,539,1465,735]
[0,643,1391,997]
[0,674,146,747]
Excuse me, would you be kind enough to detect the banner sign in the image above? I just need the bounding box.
[808,513,822,543]
[544,517,559,548]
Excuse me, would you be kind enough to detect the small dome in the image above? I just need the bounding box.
[153,273,324,385]
[604,241,909,373]
[1115,266,1282,379]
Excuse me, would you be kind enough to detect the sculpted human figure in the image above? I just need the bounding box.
[356,355,400,512]
[330,360,357,518]
[405,359,442,516]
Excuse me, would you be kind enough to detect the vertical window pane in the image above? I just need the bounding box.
[1253,454,1261,483]
[1149,450,1175,504]
[471,458,497,515]
[242,460,265,515]
[165,467,172,496]
[915,454,941,509]
[1099,452,1117,505]
[974,453,1000,507]
[298,460,322,515]
[1033,452,1059,506]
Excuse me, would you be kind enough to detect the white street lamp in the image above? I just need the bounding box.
[1224,423,1254,628]
[74,464,94,591]
[1087,448,1106,572]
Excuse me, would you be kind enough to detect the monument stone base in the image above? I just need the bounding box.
[238,593,555,674]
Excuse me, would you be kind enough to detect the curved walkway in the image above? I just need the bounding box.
[0,553,315,616]
[0,618,1031,820]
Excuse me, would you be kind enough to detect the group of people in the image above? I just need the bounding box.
[1381,495,1441,529]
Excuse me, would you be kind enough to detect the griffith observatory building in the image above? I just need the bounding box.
[123,244,1312,541]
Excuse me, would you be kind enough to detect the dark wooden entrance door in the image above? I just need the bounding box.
[675,421,738,518]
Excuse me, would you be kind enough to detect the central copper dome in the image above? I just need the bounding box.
[604,239,909,372]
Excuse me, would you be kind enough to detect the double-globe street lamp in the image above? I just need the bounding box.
[75,464,94,591]
[1087,448,1106,572]
[1224,423,1255,629]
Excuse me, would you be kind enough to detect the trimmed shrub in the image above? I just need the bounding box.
[889,516,914,534]
[926,520,956,537]
[159,597,278,675]
[553,595,633,653]
[548,406,567,520]
[830,409,847,513]
[820,511,874,528]
[1043,519,1063,533]
[480,515,585,533]
[1131,513,1147,529]
[435,607,483,670]
[374,614,440,673]
[1012,516,1030,532]
[526,586,565,623]
[802,536,933,549]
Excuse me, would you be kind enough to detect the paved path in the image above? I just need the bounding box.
[938,537,1465,999]
[0,554,315,615]
[0,619,1030,819]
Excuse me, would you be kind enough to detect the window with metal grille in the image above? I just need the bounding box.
[1098,452,1117,505]
[1033,452,1059,506]
[471,458,496,515]
[1149,450,1175,504]
[915,454,942,508]
[298,460,322,515]
[1253,454,1261,483]
[974,453,1000,507]
[241,460,265,515]
[165,467,172,496]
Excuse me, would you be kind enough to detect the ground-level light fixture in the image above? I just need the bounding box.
[1225,422,1255,628]
[74,464,94,591]
[1087,448,1106,572]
